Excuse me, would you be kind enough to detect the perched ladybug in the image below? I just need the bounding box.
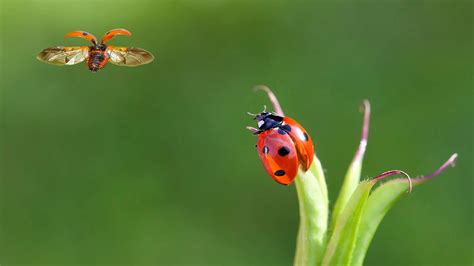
[37,28,154,72]
[249,110,314,185]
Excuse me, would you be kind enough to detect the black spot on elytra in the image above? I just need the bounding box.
[282,124,292,132]
[278,146,290,157]
[278,129,286,135]
[274,170,286,176]
[82,32,88,36]
[303,132,309,141]
[262,146,269,154]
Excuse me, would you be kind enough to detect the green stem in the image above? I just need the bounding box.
[294,156,328,266]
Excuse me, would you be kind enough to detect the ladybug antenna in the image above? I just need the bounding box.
[247,105,269,119]
[247,112,258,118]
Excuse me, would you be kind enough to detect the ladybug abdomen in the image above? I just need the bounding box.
[87,49,108,72]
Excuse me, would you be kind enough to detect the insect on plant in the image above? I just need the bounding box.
[247,107,315,185]
[37,28,154,72]
[246,85,458,266]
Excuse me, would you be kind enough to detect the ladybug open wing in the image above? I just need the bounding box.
[101,28,131,43]
[282,117,315,171]
[64,31,97,44]
[106,46,154,67]
[257,128,299,185]
[37,46,89,66]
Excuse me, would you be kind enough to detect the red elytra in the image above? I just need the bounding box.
[253,113,314,185]
[257,128,298,185]
[281,117,314,171]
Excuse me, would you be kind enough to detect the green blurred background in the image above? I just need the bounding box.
[1,0,472,265]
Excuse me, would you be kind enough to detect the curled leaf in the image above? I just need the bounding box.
[322,171,410,266]
[351,154,458,266]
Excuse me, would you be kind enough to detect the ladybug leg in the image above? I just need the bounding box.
[64,31,98,45]
[101,29,131,43]
[246,126,261,135]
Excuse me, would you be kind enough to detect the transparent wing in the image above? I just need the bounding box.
[106,46,154,67]
[37,46,89,66]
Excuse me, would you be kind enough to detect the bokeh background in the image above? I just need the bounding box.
[1,0,472,265]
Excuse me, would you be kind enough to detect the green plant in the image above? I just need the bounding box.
[249,86,458,266]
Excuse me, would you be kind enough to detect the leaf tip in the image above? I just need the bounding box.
[414,153,458,183]
[253,85,284,116]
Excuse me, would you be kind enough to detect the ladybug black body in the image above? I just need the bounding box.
[87,44,109,72]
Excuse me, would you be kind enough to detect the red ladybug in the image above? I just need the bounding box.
[249,111,314,185]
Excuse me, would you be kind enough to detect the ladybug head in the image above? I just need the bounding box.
[248,106,284,131]
[94,43,107,51]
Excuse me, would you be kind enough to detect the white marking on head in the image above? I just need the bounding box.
[258,120,265,128]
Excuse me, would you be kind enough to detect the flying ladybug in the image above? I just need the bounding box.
[37,28,154,72]
[248,108,315,185]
